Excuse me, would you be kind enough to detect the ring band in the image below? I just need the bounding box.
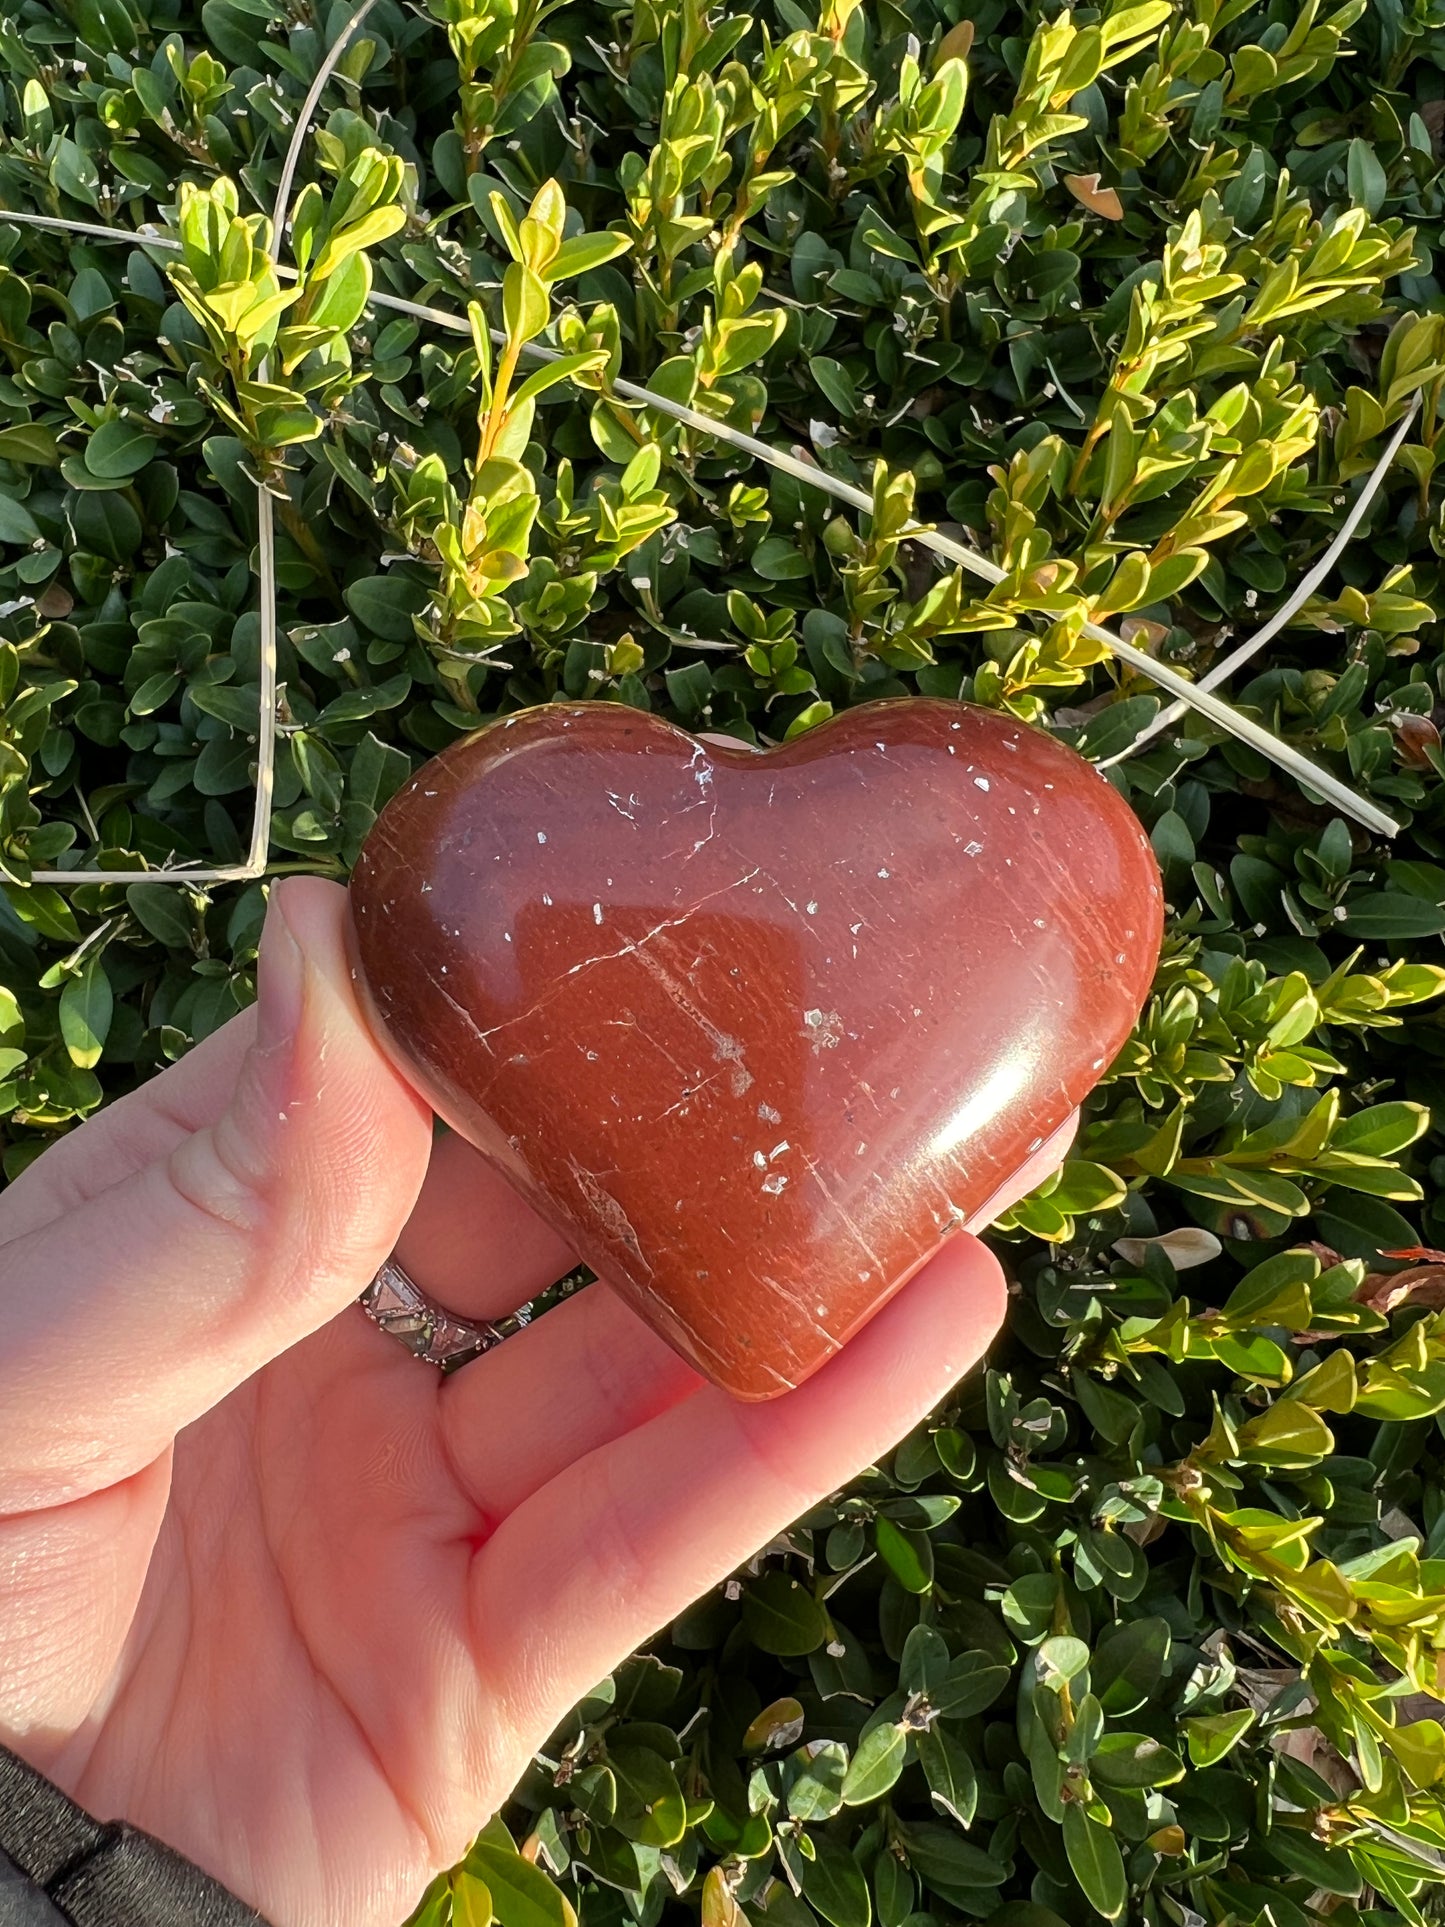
[358,1256,530,1371]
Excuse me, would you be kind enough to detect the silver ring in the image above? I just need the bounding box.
[358,1256,530,1371]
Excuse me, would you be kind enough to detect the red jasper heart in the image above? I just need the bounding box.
[350,699,1162,1399]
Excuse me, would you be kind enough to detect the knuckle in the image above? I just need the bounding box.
[163,1117,273,1242]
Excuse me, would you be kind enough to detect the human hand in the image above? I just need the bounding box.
[0,878,1071,1927]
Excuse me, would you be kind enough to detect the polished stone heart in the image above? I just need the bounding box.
[350,699,1162,1398]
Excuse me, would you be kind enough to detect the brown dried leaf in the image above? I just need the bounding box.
[1064,173,1124,221]
[1114,1228,1223,1271]
[1392,712,1441,769]
[935,18,975,64]
[1053,690,1118,727]
[1356,1264,1445,1313]
[1381,1508,1424,1542]
[36,584,73,620]
[703,1867,745,1927]
[743,1696,806,1753]
[1272,1724,1359,1798]
[1234,1666,1310,1713]
[1123,1510,1168,1547]
[1120,616,1169,651]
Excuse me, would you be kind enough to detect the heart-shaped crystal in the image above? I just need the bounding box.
[351,700,1162,1397]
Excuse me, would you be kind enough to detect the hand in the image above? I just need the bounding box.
[0,879,1069,1927]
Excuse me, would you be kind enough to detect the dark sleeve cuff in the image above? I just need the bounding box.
[0,1746,271,1927]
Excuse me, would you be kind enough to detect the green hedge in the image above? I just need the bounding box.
[4,0,1445,1922]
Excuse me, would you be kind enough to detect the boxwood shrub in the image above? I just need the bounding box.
[4,0,1445,1923]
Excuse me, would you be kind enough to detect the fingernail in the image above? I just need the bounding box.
[257,880,306,1057]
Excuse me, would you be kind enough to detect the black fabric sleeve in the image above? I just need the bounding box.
[0,1746,271,1927]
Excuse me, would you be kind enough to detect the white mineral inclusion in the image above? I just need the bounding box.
[802,1008,843,1053]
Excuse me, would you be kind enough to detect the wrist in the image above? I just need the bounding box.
[0,1745,271,1927]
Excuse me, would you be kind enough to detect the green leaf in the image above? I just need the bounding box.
[874,1514,933,1593]
[786,1739,848,1821]
[316,675,411,726]
[510,352,608,414]
[1089,1733,1185,1788]
[1262,1825,1364,1897]
[1236,1399,1335,1467]
[841,1722,907,1804]
[872,1853,913,1927]
[127,885,196,948]
[1340,894,1445,939]
[548,231,631,281]
[742,1571,829,1655]
[916,1724,978,1826]
[0,425,60,465]
[607,1744,687,1847]
[1062,1806,1127,1920]
[1039,1161,1126,1217]
[302,248,372,336]
[1211,1330,1291,1382]
[343,574,431,641]
[1221,1249,1317,1327]
[897,1822,1008,1890]
[452,1871,494,1927]
[0,493,41,545]
[933,1653,1011,1718]
[84,418,155,480]
[1183,1708,1255,1766]
[1333,1102,1429,1156]
[59,953,112,1069]
[751,536,812,582]
[811,357,860,417]
[1091,1619,1169,1716]
[466,1839,576,1927]
[799,1837,871,1927]
[503,264,551,345]
[1037,1635,1091,1683]
[69,489,141,562]
[1346,139,1388,218]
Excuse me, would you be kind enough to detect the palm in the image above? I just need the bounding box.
[94,1333,492,1927]
[0,881,1031,1927]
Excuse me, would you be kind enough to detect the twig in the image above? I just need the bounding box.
[1097,400,1421,773]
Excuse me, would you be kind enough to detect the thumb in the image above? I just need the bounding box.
[0,878,432,1514]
